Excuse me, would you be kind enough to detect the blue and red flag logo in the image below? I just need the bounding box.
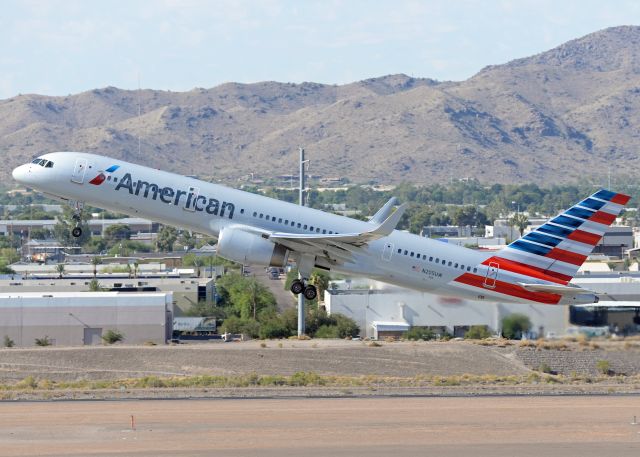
[89,165,120,185]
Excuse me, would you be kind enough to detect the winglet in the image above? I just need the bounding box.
[370,203,407,237]
[369,197,399,225]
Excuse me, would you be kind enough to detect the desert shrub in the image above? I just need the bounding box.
[259,318,291,339]
[3,335,14,348]
[537,362,553,374]
[465,325,492,340]
[368,341,382,347]
[596,359,611,375]
[315,325,340,338]
[34,336,52,347]
[17,376,38,389]
[501,313,531,339]
[404,327,435,340]
[102,329,124,345]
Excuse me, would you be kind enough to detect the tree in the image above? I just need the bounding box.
[157,226,178,252]
[451,206,488,227]
[309,271,330,303]
[216,273,277,320]
[91,256,102,278]
[501,313,531,339]
[179,230,196,250]
[508,213,530,238]
[55,263,65,279]
[103,224,132,246]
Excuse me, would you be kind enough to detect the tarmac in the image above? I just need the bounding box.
[1,395,638,456]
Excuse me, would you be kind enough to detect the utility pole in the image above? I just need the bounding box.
[298,147,309,337]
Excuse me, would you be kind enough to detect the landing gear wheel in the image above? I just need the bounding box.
[290,279,304,295]
[71,226,82,238]
[303,285,317,301]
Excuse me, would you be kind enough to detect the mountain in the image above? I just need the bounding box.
[2,26,640,186]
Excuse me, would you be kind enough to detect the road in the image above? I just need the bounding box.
[1,396,638,456]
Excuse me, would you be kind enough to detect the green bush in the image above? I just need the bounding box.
[314,325,340,338]
[3,335,14,348]
[537,362,553,374]
[259,318,291,339]
[404,327,435,341]
[465,325,493,340]
[596,359,611,375]
[102,329,124,345]
[220,316,260,338]
[34,336,52,347]
[501,313,531,339]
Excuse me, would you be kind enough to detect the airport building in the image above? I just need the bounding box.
[0,277,216,316]
[0,292,173,346]
[325,275,640,339]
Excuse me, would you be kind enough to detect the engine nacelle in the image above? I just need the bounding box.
[217,228,289,267]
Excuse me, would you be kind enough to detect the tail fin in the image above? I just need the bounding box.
[491,189,631,284]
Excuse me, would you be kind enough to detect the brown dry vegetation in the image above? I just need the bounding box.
[3,27,640,185]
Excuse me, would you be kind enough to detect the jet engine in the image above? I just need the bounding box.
[217,228,289,267]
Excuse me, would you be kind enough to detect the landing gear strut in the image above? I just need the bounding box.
[70,201,84,238]
[290,279,317,301]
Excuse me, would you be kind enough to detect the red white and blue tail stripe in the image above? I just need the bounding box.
[492,189,630,284]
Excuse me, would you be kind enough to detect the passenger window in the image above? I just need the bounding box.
[404,250,408,255]
[297,223,301,228]
[467,266,471,272]
[473,268,478,273]
[322,229,326,234]
[397,249,402,254]
[272,217,276,222]
[429,256,433,262]
[240,209,245,214]
[454,263,458,268]
[435,258,439,263]
[253,212,257,217]
[442,260,446,265]
[410,252,414,257]
[303,225,308,229]
[460,265,465,270]
[316,228,320,233]
[260,214,263,218]
[278,218,282,223]
[422,255,426,260]
[285,220,288,224]
[448,261,452,267]
[310,226,314,231]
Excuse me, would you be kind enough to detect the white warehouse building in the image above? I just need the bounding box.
[325,284,566,339]
[0,292,173,346]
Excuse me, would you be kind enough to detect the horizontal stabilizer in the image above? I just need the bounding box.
[519,283,594,296]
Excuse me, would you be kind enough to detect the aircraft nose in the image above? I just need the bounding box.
[12,164,30,184]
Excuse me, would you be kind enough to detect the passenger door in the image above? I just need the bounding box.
[483,262,499,289]
[381,242,394,261]
[71,158,88,184]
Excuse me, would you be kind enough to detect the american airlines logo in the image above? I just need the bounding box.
[114,172,235,219]
[89,165,120,185]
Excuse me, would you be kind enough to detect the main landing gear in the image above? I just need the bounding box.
[70,201,84,238]
[290,279,317,301]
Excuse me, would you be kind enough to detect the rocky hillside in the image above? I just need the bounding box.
[2,26,640,185]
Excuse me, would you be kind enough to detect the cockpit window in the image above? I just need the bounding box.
[31,158,53,168]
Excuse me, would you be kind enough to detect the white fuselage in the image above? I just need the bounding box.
[12,152,543,304]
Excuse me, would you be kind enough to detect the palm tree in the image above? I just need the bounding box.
[55,263,65,279]
[91,256,101,278]
[508,213,530,239]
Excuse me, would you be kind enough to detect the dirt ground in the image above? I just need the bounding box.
[0,396,638,457]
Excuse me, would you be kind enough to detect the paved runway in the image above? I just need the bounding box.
[1,396,639,456]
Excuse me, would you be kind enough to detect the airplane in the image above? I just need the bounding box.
[12,152,631,306]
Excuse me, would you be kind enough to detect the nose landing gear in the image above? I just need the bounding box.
[70,200,85,238]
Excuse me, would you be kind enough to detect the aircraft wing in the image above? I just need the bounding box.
[267,203,407,262]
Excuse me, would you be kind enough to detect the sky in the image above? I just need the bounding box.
[1,0,640,98]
